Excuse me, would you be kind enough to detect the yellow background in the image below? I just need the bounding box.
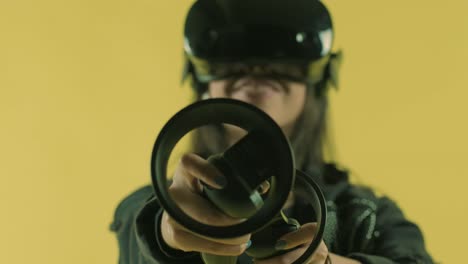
[1,0,466,263]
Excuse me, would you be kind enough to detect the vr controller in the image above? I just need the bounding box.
[151,98,326,264]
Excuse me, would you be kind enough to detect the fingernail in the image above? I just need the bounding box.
[257,184,265,194]
[257,181,270,194]
[246,240,252,249]
[275,240,287,250]
[214,175,227,188]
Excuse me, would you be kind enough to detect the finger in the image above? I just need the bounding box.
[180,153,226,189]
[164,211,250,247]
[275,223,318,250]
[254,245,307,264]
[170,227,250,256]
[255,241,328,264]
[172,163,202,193]
[169,187,246,228]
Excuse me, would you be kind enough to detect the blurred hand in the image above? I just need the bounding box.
[254,223,328,264]
[160,153,251,256]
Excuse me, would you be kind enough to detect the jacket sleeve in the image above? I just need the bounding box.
[346,196,435,264]
[110,186,203,264]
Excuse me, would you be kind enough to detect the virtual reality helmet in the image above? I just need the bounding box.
[182,0,342,94]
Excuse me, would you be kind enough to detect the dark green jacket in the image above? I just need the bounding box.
[110,169,434,264]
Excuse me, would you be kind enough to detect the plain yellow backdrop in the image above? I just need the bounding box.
[1,0,466,263]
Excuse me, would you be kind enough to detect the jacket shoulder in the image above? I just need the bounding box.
[110,185,154,232]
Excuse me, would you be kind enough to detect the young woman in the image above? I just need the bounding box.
[111,1,434,263]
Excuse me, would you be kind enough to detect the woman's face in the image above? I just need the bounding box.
[207,70,307,138]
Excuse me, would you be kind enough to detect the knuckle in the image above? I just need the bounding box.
[232,244,245,255]
[180,153,193,166]
[168,186,183,199]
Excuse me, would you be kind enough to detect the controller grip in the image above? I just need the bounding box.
[246,214,300,259]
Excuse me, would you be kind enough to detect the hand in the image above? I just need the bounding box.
[160,153,251,256]
[253,223,328,264]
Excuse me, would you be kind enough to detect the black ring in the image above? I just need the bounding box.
[291,170,327,264]
[151,98,295,238]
